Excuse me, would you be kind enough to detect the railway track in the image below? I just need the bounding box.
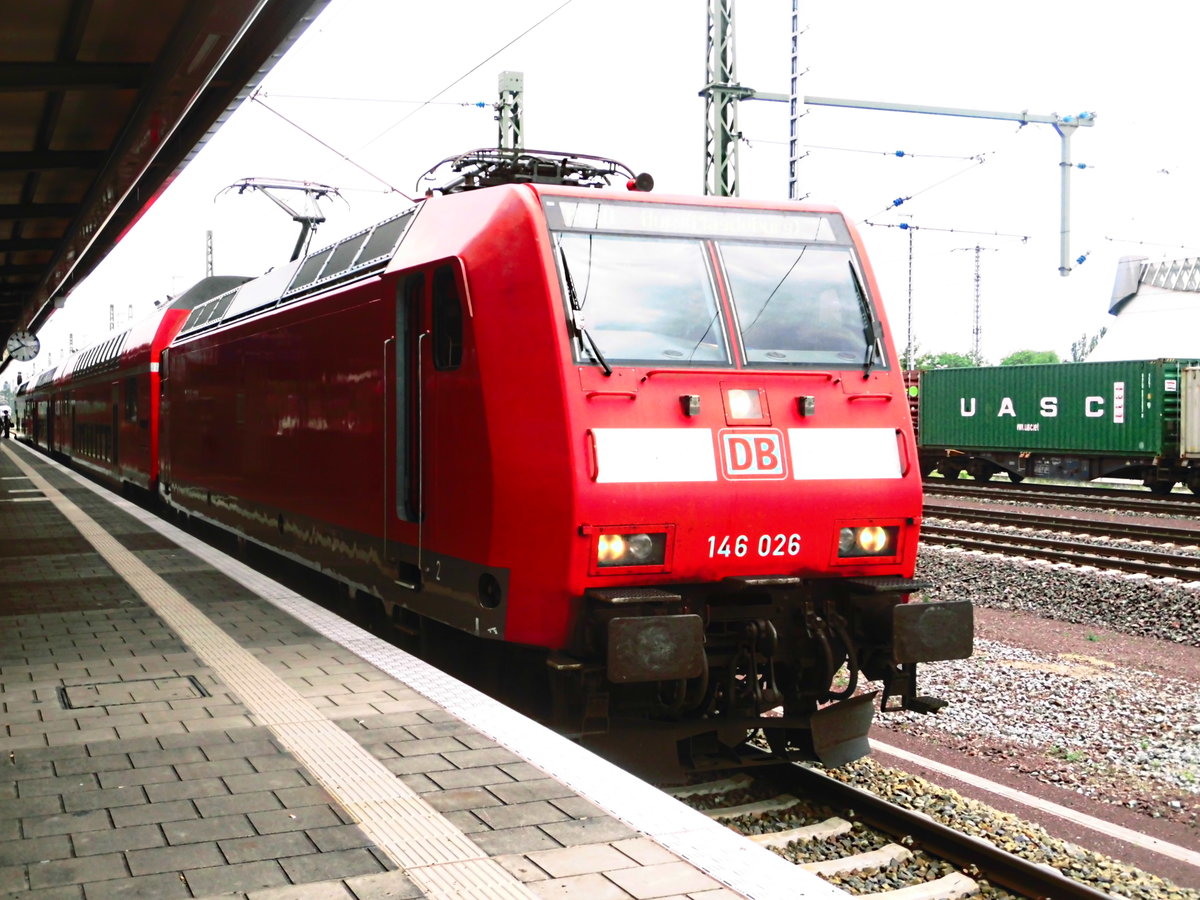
[664,756,1115,899]
[924,480,1200,517]
[923,500,1200,545]
[920,522,1200,580]
[922,495,1200,579]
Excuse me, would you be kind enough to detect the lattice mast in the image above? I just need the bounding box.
[702,0,740,196]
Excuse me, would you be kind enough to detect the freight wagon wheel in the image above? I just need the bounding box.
[1146,479,1176,495]
[1189,475,1200,496]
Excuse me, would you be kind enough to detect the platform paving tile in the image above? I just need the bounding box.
[95,764,177,789]
[222,767,309,795]
[70,823,166,857]
[473,799,572,831]
[270,785,334,810]
[305,824,374,853]
[605,861,724,899]
[219,830,316,864]
[494,852,552,883]
[0,794,63,819]
[161,812,257,844]
[387,735,469,758]
[525,843,641,879]
[277,846,390,884]
[424,764,515,791]
[143,776,227,804]
[380,753,456,777]
[80,870,193,900]
[0,834,72,866]
[125,840,225,876]
[340,870,424,900]
[180,859,290,896]
[540,816,639,847]
[193,789,283,818]
[247,804,347,835]
[22,809,111,839]
[439,809,486,834]
[469,825,564,856]
[56,755,134,779]
[16,774,100,798]
[109,797,199,828]
[422,786,505,814]
[26,851,126,890]
[62,785,149,812]
[528,871,635,900]
[488,778,577,805]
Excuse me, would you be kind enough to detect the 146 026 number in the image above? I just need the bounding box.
[706,533,802,558]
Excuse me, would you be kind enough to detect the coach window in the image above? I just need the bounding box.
[431,265,463,370]
[124,377,138,424]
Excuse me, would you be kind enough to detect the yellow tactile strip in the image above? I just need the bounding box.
[5,446,539,900]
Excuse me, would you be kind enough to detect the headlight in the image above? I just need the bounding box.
[838,525,898,558]
[596,532,667,567]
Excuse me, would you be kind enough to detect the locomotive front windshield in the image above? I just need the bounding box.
[545,197,883,369]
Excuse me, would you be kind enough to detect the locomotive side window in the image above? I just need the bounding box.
[431,266,463,371]
[554,233,729,366]
[396,273,422,522]
[721,243,881,367]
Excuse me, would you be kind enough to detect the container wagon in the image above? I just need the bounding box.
[917,359,1200,494]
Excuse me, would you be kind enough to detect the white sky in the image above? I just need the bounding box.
[22,0,1200,378]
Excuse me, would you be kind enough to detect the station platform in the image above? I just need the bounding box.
[0,438,843,900]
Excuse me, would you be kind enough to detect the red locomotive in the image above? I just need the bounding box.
[22,150,972,770]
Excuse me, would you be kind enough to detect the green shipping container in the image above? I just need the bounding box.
[918,359,1200,456]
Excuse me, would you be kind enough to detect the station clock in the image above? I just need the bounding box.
[5,329,40,362]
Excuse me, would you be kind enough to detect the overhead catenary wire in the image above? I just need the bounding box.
[357,0,578,153]
[249,91,416,202]
[865,220,1030,242]
[258,91,491,108]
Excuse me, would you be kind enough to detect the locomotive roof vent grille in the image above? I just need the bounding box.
[283,210,415,300]
[179,285,246,337]
[35,367,57,388]
[173,210,416,340]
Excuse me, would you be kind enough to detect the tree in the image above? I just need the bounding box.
[1070,328,1107,362]
[913,351,976,369]
[1000,350,1061,366]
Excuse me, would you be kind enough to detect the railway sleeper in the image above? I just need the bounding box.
[747,816,854,847]
[857,871,979,900]
[801,841,912,876]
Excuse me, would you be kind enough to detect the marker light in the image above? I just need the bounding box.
[725,388,762,421]
[837,525,899,558]
[596,532,667,568]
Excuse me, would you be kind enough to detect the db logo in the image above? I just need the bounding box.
[719,429,788,480]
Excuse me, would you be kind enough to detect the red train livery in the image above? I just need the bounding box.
[20,151,972,769]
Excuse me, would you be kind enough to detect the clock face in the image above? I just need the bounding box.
[6,329,40,362]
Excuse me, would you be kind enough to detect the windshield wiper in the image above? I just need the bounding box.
[559,243,612,376]
[848,261,881,378]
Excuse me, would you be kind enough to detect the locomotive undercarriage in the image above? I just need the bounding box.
[557,577,972,777]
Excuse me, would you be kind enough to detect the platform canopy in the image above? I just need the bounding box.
[0,0,329,373]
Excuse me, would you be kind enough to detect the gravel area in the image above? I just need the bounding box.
[830,541,1200,894]
[897,546,1200,827]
